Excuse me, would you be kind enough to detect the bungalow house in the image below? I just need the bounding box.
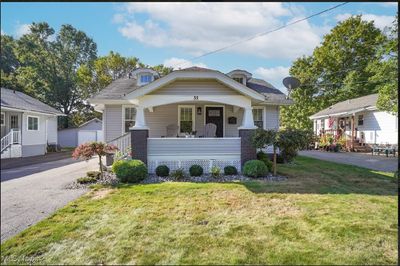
[1,88,64,158]
[309,94,398,152]
[88,67,292,173]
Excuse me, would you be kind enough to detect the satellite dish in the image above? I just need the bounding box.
[282,77,300,99]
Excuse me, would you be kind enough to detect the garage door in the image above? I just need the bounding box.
[78,131,97,145]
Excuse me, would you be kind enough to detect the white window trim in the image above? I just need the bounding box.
[27,115,39,131]
[178,105,195,135]
[0,112,4,126]
[252,106,265,129]
[122,105,136,134]
[204,105,226,137]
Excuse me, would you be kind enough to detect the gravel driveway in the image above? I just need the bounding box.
[1,157,99,242]
[299,150,398,172]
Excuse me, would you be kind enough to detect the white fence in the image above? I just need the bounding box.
[147,137,241,173]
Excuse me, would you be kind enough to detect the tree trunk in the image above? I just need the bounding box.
[273,146,277,176]
[98,155,104,179]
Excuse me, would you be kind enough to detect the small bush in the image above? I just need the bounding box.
[257,151,272,172]
[86,171,101,179]
[210,166,221,178]
[189,165,204,176]
[224,166,238,175]
[171,168,186,180]
[243,160,267,178]
[394,171,398,179]
[77,176,97,184]
[111,159,148,183]
[276,154,285,164]
[156,165,170,177]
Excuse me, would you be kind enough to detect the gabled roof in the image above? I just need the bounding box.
[89,67,291,104]
[310,94,379,119]
[78,118,102,128]
[1,88,64,115]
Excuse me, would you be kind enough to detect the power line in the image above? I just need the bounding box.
[173,2,349,69]
[299,78,395,88]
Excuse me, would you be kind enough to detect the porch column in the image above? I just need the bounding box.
[351,115,355,150]
[239,107,257,129]
[132,106,148,129]
[238,107,257,166]
[130,105,149,165]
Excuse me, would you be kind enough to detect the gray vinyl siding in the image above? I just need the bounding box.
[265,106,279,130]
[225,105,243,137]
[22,144,46,157]
[149,80,237,95]
[58,128,77,147]
[148,138,241,156]
[104,105,123,142]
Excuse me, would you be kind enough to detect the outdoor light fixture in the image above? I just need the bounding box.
[197,107,202,115]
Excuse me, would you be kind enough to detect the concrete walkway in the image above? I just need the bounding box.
[1,157,98,242]
[299,150,398,172]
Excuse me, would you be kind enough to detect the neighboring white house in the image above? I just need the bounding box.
[58,118,103,147]
[1,88,64,158]
[88,67,293,173]
[309,94,398,150]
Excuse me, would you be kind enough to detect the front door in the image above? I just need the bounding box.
[10,114,19,130]
[205,107,223,137]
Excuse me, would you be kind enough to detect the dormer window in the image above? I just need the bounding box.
[140,74,152,84]
[233,77,243,84]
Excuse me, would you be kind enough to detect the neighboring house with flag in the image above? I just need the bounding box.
[1,88,64,158]
[309,93,398,151]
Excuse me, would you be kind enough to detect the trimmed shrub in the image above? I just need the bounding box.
[224,166,238,175]
[111,159,148,183]
[77,176,97,184]
[86,171,101,179]
[210,166,221,178]
[189,165,204,177]
[156,165,170,177]
[243,160,267,178]
[171,168,186,181]
[257,151,272,172]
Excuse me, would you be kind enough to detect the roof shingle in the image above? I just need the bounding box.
[1,88,63,115]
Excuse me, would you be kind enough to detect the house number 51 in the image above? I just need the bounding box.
[194,96,199,100]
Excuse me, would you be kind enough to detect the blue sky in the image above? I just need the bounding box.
[1,2,397,93]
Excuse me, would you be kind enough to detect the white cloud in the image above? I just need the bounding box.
[112,13,126,24]
[14,23,31,38]
[116,3,324,60]
[1,29,5,35]
[163,57,207,70]
[335,13,395,30]
[254,66,290,92]
[380,2,398,8]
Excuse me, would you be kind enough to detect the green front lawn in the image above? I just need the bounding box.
[1,156,397,265]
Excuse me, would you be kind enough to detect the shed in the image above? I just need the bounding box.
[58,118,103,147]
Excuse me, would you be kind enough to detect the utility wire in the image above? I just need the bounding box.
[172,2,349,69]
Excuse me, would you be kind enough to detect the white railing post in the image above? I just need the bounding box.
[10,129,14,144]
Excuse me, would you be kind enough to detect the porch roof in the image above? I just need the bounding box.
[309,94,378,119]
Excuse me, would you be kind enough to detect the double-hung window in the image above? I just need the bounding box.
[178,106,195,133]
[124,107,136,132]
[27,116,39,131]
[252,108,264,129]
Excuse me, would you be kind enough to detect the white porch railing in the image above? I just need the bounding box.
[108,132,131,155]
[1,129,21,152]
[147,137,241,173]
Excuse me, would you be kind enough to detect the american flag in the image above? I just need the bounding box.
[328,117,335,128]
